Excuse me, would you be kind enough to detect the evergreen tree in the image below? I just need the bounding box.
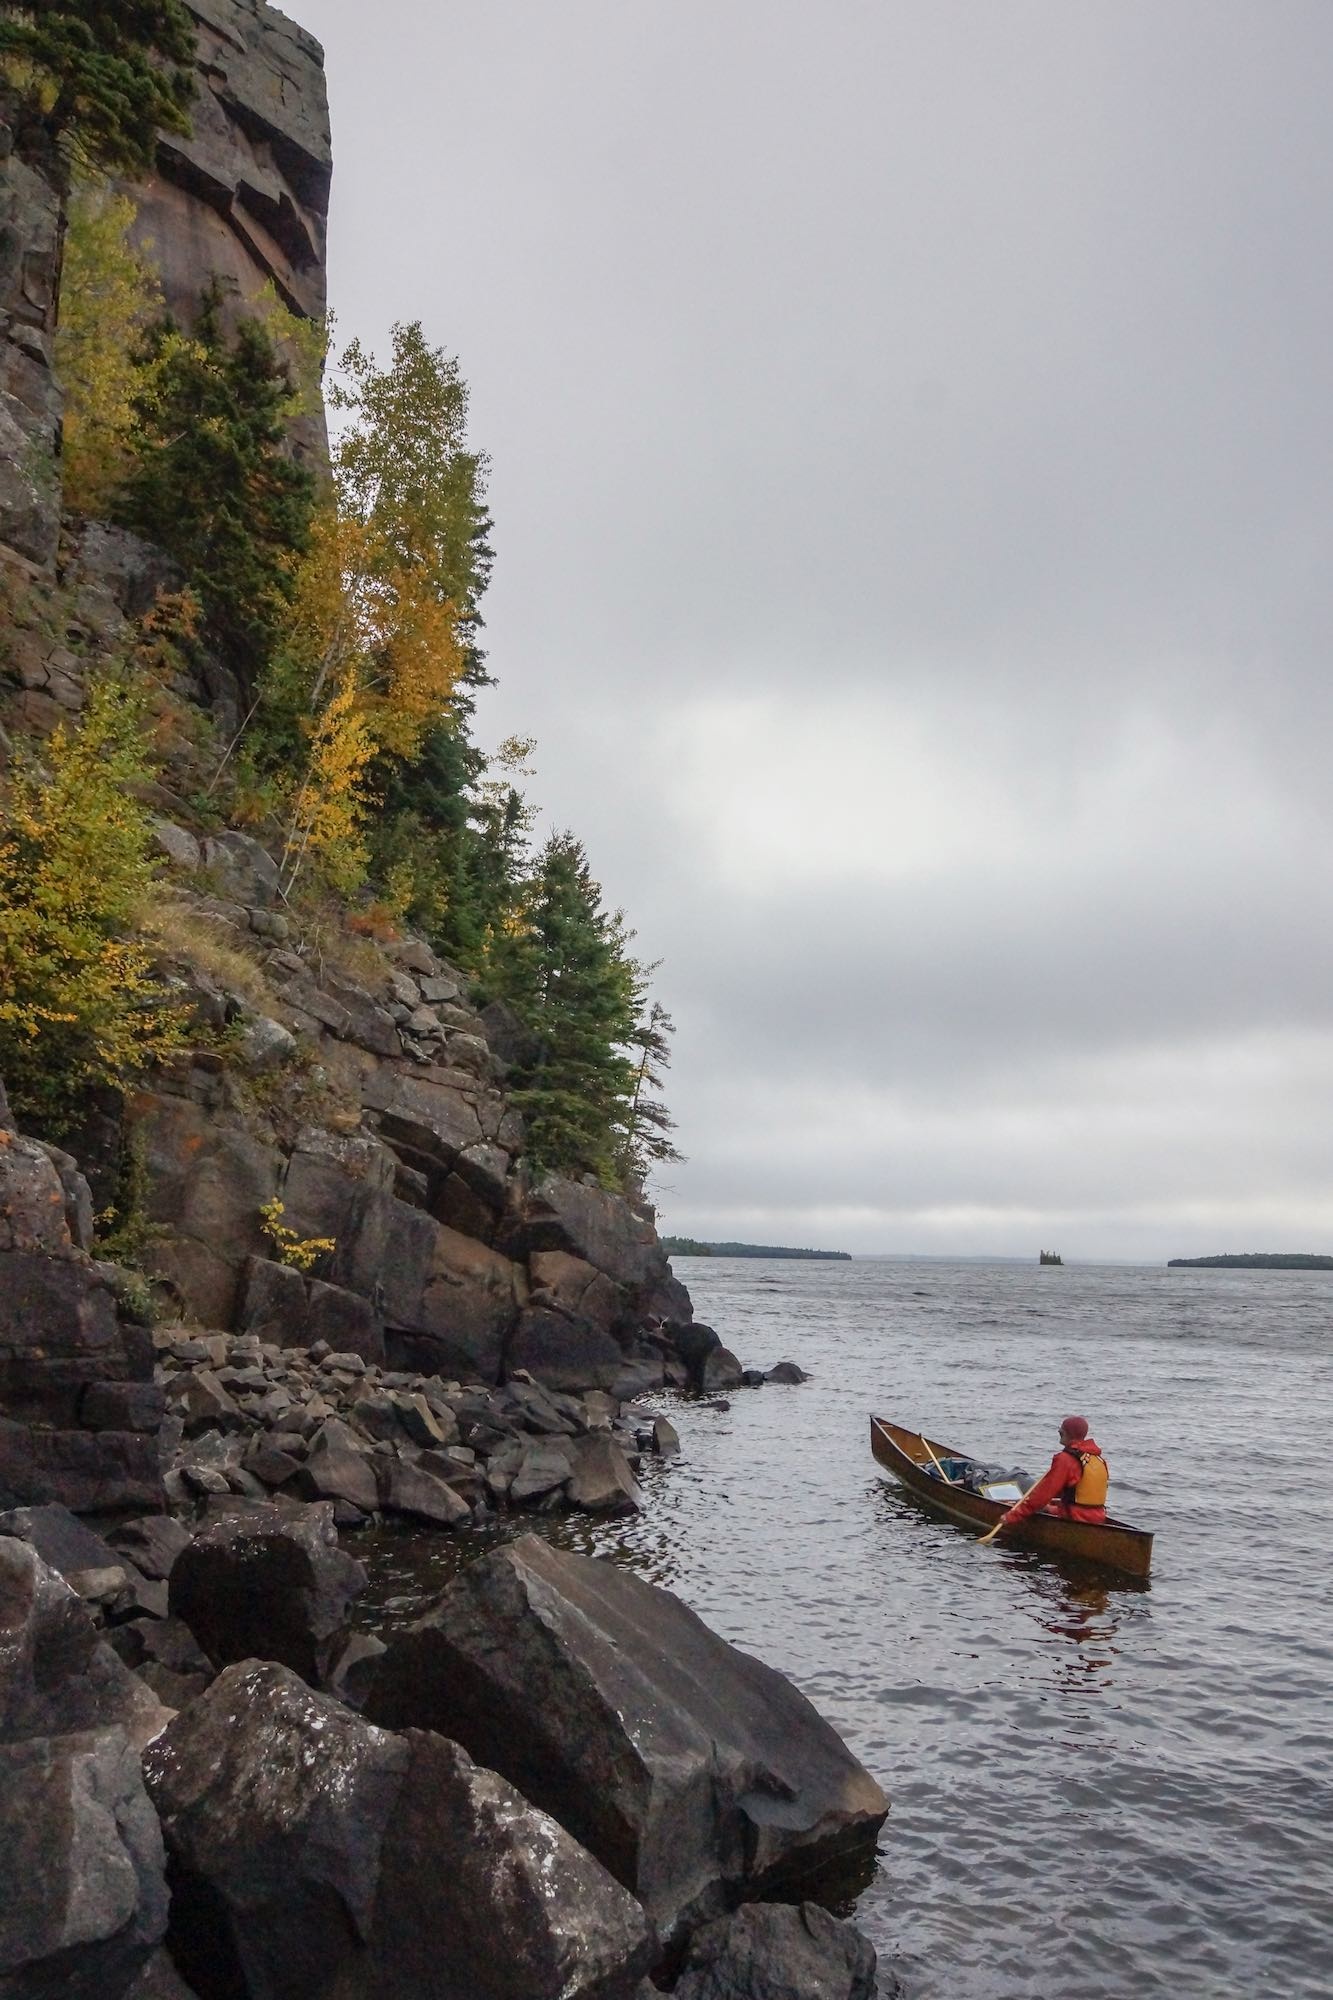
[619,999,683,1186]
[115,288,314,692]
[503,833,639,1184]
[0,0,195,181]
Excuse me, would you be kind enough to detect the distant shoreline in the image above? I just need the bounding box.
[662,1237,852,1261]
[1167,1253,1333,1270]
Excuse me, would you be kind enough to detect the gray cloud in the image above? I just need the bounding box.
[297,0,1333,1256]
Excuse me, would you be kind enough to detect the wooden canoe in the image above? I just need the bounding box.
[871,1415,1153,1578]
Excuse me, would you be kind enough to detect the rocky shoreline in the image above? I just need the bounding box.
[0,1078,890,1999]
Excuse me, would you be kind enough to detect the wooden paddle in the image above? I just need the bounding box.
[922,1440,956,1484]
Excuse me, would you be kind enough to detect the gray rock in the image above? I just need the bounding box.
[701,1347,745,1393]
[0,1423,166,1515]
[237,1015,297,1072]
[566,1436,643,1516]
[0,1503,123,1582]
[0,1728,169,2000]
[765,1361,810,1385]
[168,1502,365,1684]
[150,820,202,872]
[122,1949,203,2000]
[673,1903,883,2000]
[306,1280,383,1364]
[105,1518,193,1585]
[0,1541,169,1751]
[507,1308,627,1394]
[365,1537,888,1941]
[509,1438,575,1507]
[323,1631,387,1710]
[236,1254,310,1344]
[377,1460,471,1530]
[200,832,281,909]
[146,1661,655,2000]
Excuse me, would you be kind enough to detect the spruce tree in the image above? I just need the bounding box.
[0,0,195,180]
[504,833,640,1184]
[619,999,683,1186]
[115,288,314,691]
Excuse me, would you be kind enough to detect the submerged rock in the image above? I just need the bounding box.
[364,1535,888,1940]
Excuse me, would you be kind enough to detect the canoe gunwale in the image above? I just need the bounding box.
[871,1415,1153,1578]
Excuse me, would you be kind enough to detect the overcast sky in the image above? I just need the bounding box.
[293,0,1333,1260]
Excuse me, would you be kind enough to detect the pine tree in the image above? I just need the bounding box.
[0,0,195,181]
[619,999,683,1186]
[503,833,640,1184]
[115,288,314,691]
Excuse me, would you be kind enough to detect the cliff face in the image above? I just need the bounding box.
[0,2,693,1517]
[0,0,331,581]
[128,0,332,331]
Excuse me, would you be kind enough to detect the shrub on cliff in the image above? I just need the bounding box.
[115,288,315,694]
[0,674,184,1129]
[0,0,195,181]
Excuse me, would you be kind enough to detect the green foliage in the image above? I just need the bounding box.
[0,673,184,1130]
[620,999,683,1183]
[498,832,641,1185]
[55,178,162,514]
[0,0,195,181]
[332,321,493,649]
[114,288,315,692]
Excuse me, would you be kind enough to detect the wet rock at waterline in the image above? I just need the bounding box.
[364,1535,888,1940]
[672,1902,886,2000]
[146,1661,656,2000]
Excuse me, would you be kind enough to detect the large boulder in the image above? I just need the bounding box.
[127,1095,281,1329]
[672,1903,884,2000]
[0,1503,124,1583]
[355,1197,520,1383]
[364,1537,888,1939]
[517,1178,661,1291]
[168,1502,365,1684]
[146,1661,656,2000]
[0,1728,169,2000]
[0,1541,168,1751]
[506,1307,626,1394]
[0,1421,166,1515]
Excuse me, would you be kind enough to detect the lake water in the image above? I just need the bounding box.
[362,1255,1333,2000]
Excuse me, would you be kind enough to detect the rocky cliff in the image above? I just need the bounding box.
[0,1,332,581]
[0,0,694,1508]
[130,0,331,332]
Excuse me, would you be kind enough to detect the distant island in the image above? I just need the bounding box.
[1039,1250,1063,1266]
[662,1238,852,1261]
[1167,1253,1333,1270]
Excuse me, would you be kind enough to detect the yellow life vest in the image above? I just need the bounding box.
[1071,1450,1109,1507]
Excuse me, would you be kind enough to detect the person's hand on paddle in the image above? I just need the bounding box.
[978,1511,1018,1548]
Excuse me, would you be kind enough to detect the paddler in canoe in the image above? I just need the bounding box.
[978,1414,1108,1545]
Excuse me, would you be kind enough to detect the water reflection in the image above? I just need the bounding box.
[1023,1575,1121,1696]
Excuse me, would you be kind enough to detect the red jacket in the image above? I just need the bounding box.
[1004,1437,1106,1525]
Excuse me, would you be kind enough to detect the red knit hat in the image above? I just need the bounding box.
[1060,1415,1089,1440]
